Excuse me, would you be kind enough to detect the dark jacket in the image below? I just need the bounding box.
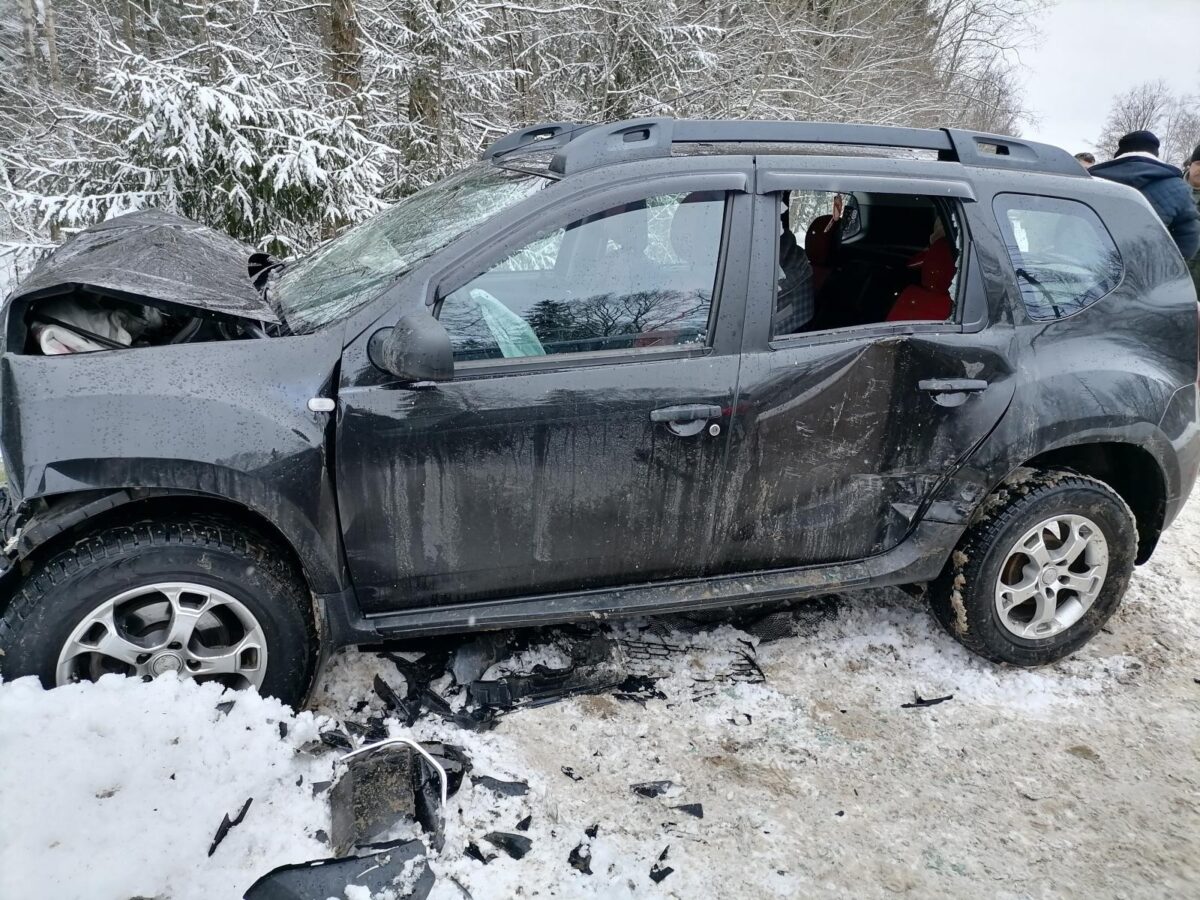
[1090,155,1200,260]
[1191,187,1200,294]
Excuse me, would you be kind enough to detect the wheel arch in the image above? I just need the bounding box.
[1014,441,1167,564]
[0,489,338,604]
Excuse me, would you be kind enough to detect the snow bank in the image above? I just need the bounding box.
[0,674,331,899]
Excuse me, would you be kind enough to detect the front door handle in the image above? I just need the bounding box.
[649,404,723,423]
[918,379,989,393]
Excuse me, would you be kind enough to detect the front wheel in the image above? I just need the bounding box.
[929,470,1137,666]
[0,518,315,706]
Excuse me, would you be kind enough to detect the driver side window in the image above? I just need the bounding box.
[437,192,727,362]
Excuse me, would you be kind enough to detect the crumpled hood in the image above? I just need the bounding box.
[1089,156,1184,192]
[8,209,279,324]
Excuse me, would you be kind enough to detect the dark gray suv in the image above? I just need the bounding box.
[1,118,1196,705]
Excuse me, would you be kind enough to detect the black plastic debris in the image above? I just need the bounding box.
[345,716,389,744]
[319,729,354,751]
[516,815,532,832]
[484,832,532,860]
[310,780,332,797]
[473,775,529,797]
[329,741,466,857]
[216,699,236,716]
[373,674,422,727]
[465,842,495,865]
[243,839,433,900]
[277,722,288,739]
[208,798,253,857]
[413,743,469,841]
[671,803,703,819]
[330,746,417,856]
[631,781,674,799]
[451,632,514,686]
[619,630,767,701]
[901,694,954,709]
[568,841,593,875]
[561,766,583,782]
[650,846,673,884]
[383,650,499,732]
[737,596,842,642]
[468,636,620,710]
[612,674,667,703]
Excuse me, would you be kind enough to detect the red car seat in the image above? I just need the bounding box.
[886,236,955,322]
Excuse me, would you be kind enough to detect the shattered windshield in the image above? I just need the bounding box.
[272,163,551,333]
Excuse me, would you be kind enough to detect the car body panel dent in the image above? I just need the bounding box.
[0,331,346,592]
[5,210,278,324]
[713,329,1016,571]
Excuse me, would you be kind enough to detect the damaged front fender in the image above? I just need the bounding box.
[0,330,348,593]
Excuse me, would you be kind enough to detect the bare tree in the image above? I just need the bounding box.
[1095,80,1200,164]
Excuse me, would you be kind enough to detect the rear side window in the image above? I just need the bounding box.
[993,194,1123,321]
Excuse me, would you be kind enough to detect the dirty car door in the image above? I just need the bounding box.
[710,171,1015,572]
[337,181,751,612]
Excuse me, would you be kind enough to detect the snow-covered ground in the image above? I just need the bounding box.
[4,498,1200,899]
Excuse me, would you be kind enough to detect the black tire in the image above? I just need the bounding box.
[928,469,1137,666]
[0,518,315,706]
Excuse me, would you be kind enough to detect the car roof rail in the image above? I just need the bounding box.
[525,117,1084,178]
[943,129,1084,177]
[481,122,587,160]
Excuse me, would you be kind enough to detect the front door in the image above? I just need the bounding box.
[337,184,752,612]
[710,170,1015,573]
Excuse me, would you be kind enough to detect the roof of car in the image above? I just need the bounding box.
[482,118,1084,180]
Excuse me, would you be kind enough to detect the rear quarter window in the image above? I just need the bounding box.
[993,194,1123,321]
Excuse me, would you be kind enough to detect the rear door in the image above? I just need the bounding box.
[709,159,1016,573]
[336,172,754,612]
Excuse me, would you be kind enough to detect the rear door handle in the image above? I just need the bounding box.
[918,379,989,393]
[649,404,723,423]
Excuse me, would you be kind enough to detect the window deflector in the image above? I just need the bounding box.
[756,169,976,202]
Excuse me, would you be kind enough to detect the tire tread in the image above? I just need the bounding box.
[929,468,1135,664]
[0,516,312,679]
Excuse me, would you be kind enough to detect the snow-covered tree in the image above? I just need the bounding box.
[1,0,1043,258]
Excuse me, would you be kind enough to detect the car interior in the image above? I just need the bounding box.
[779,189,962,336]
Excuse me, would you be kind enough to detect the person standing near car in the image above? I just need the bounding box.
[1089,130,1199,260]
[1186,146,1200,293]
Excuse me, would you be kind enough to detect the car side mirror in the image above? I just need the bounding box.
[368,314,454,383]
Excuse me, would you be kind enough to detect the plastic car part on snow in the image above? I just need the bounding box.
[331,738,450,855]
[243,838,433,900]
[248,739,461,897]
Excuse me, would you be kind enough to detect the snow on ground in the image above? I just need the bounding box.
[4,498,1200,899]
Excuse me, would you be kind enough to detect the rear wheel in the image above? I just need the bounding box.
[0,518,315,706]
[929,470,1137,666]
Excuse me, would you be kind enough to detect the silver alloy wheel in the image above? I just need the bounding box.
[55,582,268,689]
[994,514,1109,640]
